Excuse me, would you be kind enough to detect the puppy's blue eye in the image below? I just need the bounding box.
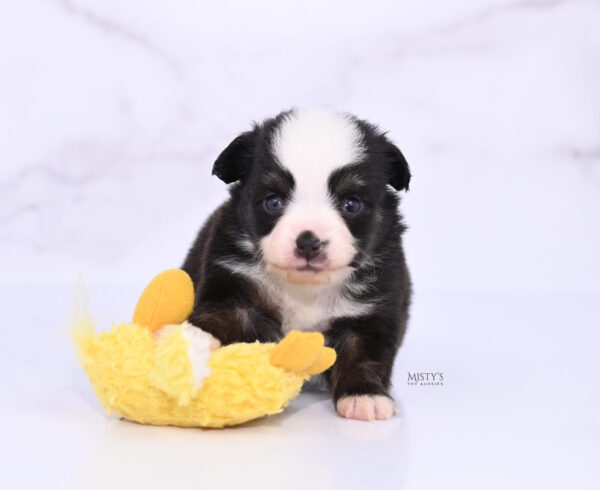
[343,197,362,213]
[264,194,284,212]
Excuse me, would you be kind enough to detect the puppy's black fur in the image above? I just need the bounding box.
[183,110,412,407]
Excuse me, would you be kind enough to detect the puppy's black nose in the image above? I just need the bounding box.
[295,230,323,260]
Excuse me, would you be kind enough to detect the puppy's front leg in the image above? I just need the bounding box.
[188,302,283,346]
[326,316,400,421]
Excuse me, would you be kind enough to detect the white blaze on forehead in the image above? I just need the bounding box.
[272,108,365,205]
[261,109,364,277]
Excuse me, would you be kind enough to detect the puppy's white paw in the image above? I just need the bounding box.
[182,324,221,352]
[156,324,221,351]
[336,395,396,421]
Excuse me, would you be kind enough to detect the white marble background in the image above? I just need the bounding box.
[2,2,600,489]
[2,0,599,293]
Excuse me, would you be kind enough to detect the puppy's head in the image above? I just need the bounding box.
[213,109,410,286]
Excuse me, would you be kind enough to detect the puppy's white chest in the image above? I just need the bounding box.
[280,299,328,333]
[263,280,372,334]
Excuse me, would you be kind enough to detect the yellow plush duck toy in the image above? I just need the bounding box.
[72,269,336,428]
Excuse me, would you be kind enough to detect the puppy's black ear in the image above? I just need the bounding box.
[385,140,411,191]
[212,130,255,184]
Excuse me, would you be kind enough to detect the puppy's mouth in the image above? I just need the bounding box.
[266,261,353,285]
[270,259,329,274]
[296,263,325,273]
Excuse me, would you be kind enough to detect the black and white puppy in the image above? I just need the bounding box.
[183,108,412,421]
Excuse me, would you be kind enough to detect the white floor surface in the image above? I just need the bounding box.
[2,285,598,489]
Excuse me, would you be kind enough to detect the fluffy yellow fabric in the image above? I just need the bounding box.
[72,269,336,428]
[149,324,197,407]
[72,321,157,421]
[73,321,332,428]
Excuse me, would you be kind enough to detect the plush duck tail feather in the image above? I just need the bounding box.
[270,330,336,375]
[71,282,95,359]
